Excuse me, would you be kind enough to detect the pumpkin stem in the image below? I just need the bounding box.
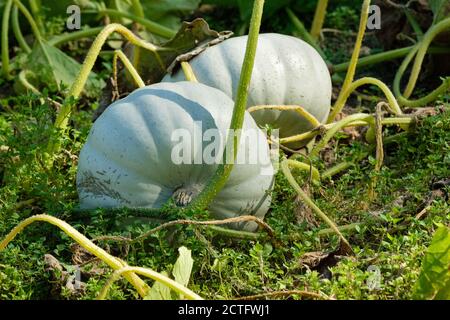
[97,9,176,39]
[320,131,408,180]
[27,0,43,30]
[173,185,202,207]
[18,70,41,95]
[181,61,199,82]
[310,113,373,158]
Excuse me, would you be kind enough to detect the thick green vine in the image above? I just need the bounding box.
[186,0,266,212]
[1,0,13,79]
[310,0,329,40]
[0,215,150,297]
[394,17,450,107]
[327,0,371,123]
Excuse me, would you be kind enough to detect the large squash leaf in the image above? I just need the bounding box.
[26,40,105,97]
[413,225,450,300]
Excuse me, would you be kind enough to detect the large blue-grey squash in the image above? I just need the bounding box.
[77,82,274,231]
[163,34,332,146]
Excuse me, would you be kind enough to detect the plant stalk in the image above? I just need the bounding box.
[18,70,40,94]
[310,113,373,158]
[27,0,43,30]
[327,0,371,123]
[281,160,352,252]
[187,0,265,211]
[310,0,329,40]
[113,49,145,88]
[285,159,321,185]
[1,0,13,79]
[0,215,150,297]
[280,115,411,145]
[98,266,202,300]
[332,46,450,74]
[181,61,199,82]
[13,0,42,42]
[12,5,31,53]
[346,77,402,115]
[394,17,450,107]
[130,0,145,20]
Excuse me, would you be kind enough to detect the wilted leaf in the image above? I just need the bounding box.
[26,40,105,97]
[413,225,450,300]
[134,18,232,84]
[96,18,232,115]
[172,246,194,288]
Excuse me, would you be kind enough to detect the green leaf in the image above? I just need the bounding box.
[25,40,105,97]
[144,271,172,300]
[172,246,194,288]
[413,225,450,300]
[143,246,194,300]
[429,0,450,24]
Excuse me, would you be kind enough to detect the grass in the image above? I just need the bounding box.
[0,1,449,300]
[0,87,448,299]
